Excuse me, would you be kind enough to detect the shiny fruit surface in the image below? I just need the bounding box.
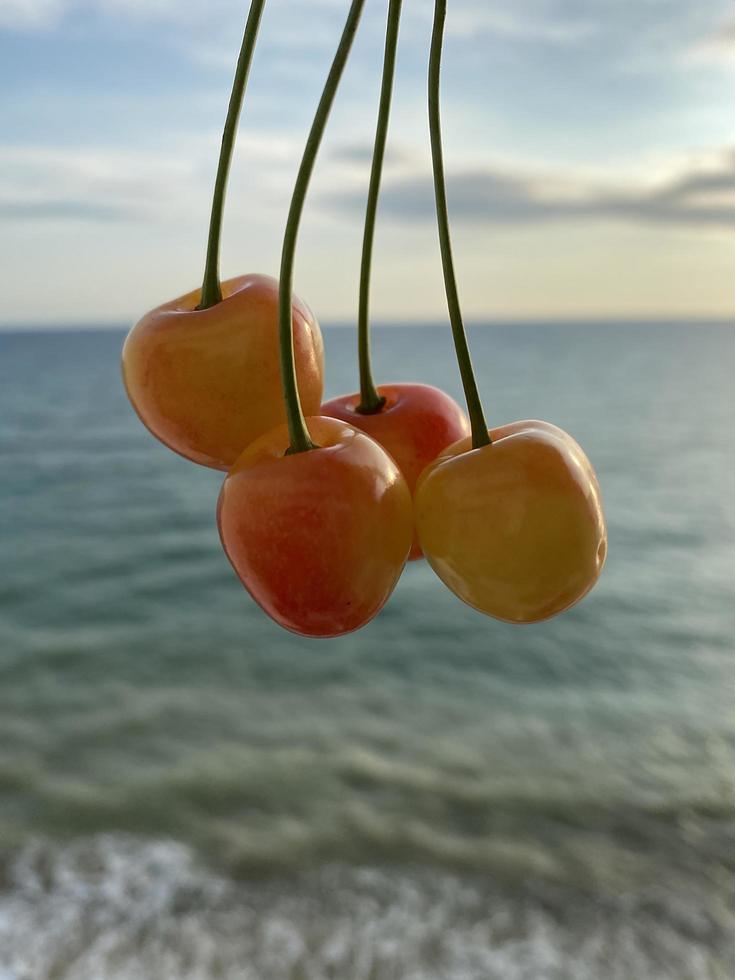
[122,274,324,470]
[415,420,607,623]
[217,416,413,637]
[321,383,470,559]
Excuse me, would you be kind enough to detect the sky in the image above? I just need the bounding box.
[2,0,735,325]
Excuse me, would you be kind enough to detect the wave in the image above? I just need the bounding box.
[0,834,733,980]
[4,731,735,890]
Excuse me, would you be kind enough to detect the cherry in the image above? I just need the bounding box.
[415,420,607,623]
[122,1,325,471]
[320,1,462,562]
[415,0,607,623]
[321,383,469,559]
[217,416,412,637]
[216,0,412,637]
[122,274,323,470]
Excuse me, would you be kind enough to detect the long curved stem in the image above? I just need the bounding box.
[198,0,267,311]
[429,0,490,448]
[280,0,368,454]
[356,0,403,415]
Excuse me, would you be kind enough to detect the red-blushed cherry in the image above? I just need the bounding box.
[321,383,470,559]
[415,420,607,623]
[122,274,324,471]
[217,415,413,637]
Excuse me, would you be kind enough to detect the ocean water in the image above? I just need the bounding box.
[0,322,734,979]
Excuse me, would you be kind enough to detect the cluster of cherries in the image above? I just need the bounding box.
[122,0,607,639]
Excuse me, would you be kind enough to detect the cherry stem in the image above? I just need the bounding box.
[280,0,368,454]
[428,0,491,448]
[198,0,267,311]
[356,0,403,415]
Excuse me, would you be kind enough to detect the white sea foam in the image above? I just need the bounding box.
[0,835,731,980]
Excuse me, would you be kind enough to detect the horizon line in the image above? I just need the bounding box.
[2,314,735,334]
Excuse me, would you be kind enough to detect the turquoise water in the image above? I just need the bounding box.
[1,323,734,978]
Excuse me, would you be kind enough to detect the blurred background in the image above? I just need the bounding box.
[2,1,735,977]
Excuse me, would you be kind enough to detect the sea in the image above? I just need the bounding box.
[1,321,734,979]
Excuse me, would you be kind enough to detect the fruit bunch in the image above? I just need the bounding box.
[122,0,607,638]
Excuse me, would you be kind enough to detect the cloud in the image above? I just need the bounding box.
[0,0,214,29]
[9,138,735,234]
[326,150,735,229]
[0,0,359,31]
[0,199,134,220]
[0,0,62,28]
[329,142,415,168]
[0,134,307,226]
[687,13,735,67]
[444,3,594,44]
[0,145,202,223]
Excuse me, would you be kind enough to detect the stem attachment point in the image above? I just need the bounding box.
[197,0,267,311]
[429,0,491,449]
[279,0,368,454]
[356,0,403,414]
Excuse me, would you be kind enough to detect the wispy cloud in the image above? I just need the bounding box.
[327,150,735,229]
[0,199,134,220]
[8,137,735,233]
[0,133,312,225]
[0,145,202,223]
[686,13,735,68]
[0,0,61,29]
[444,3,594,44]
[329,141,416,168]
[0,0,218,30]
[0,0,358,31]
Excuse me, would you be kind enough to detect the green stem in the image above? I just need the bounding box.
[428,0,490,448]
[197,0,267,311]
[280,0,368,453]
[356,0,403,415]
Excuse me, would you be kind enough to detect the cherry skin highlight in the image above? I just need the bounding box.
[217,416,413,638]
[321,383,470,560]
[415,420,607,623]
[122,274,324,470]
